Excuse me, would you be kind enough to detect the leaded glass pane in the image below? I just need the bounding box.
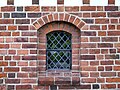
[46,31,72,70]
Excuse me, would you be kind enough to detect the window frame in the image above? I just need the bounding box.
[46,30,72,70]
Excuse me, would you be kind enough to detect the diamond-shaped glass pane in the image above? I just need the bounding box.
[46,31,72,70]
[47,51,71,69]
[47,31,71,49]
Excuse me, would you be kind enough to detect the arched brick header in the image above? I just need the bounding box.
[33,13,86,30]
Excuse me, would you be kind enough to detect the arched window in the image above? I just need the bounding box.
[46,31,72,70]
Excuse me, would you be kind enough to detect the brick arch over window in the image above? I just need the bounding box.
[33,13,86,30]
[34,13,87,85]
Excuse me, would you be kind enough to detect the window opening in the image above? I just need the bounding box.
[46,31,72,70]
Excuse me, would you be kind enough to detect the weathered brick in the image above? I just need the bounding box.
[5,79,20,84]
[0,19,14,24]
[101,72,116,77]
[91,12,106,17]
[32,0,39,4]
[28,13,41,18]
[98,43,113,48]
[41,6,56,12]
[81,6,96,11]
[17,7,23,11]
[8,73,15,78]
[4,13,10,18]
[108,0,115,4]
[106,78,120,82]
[57,0,64,4]
[65,6,79,12]
[1,6,15,12]
[7,85,14,90]
[25,6,40,11]
[82,78,96,83]
[4,67,19,72]
[82,19,94,24]
[7,0,14,5]
[12,13,26,18]
[108,12,120,17]
[105,6,118,11]
[95,19,109,24]
[83,0,90,4]
[16,19,30,24]
[16,85,32,90]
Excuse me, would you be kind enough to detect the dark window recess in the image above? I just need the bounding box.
[46,31,72,70]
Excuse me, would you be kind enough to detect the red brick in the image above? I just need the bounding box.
[83,0,90,4]
[41,6,56,12]
[0,44,9,49]
[81,6,96,11]
[98,66,104,71]
[25,6,40,11]
[102,37,118,42]
[16,85,32,90]
[101,84,116,89]
[81,72,89,77]
[89,49,100,54]
[57,0,64,4]
[17,73,28,78]
[98,43,113,48]
[108,12,120,17]
[114,66,120,71]
[18,62,28,66]
[108,25,115,30]
[17,50,28,55]
[91,12,106,17]
[90,72,99,77]
[16,19,30,24]
[4,67,19,72]
[38,77,54,85]
[108,0,115,4]
[55,77,71,85]
[57,6,64,12]
[105,66,112,71]
[10,62,16,66]
[21,79,36,83]
[90,61,99,66]
[101,72,116,77]
[8,26,17,30]
[105,6,118,11]
[18,26,29,30]
[65,6,79,12]
[0,26,6,30]
[5,79,20,84]
[0,19,14,24]
[1,6,15,12]
[12,32,20,36]
[111,19,118,23]
[95,19,109,24]
[7,0,14,5]
[97,78,105,83]
[0,73,7,78]
[82,78,96,83]
[106,78,120,82]
[81,66,97,71]
[90,25,100,30]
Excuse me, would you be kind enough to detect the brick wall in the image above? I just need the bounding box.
[0,0,120,90]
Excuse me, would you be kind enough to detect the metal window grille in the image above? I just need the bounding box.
[46,31,72,70]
